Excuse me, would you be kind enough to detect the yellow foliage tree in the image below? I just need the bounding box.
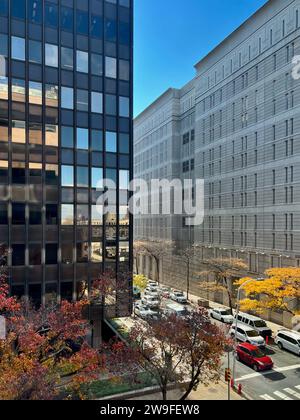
[133,274,148,291]
[235,268,300,316]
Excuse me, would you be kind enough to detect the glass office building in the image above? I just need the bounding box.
[0,0,133,314]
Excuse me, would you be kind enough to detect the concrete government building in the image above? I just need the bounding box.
[134,0,300,324]
[0,0,133,318]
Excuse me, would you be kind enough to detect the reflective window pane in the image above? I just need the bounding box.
[76,10,89,35]
[45,84,59,107]
[92,205,103,225]
[119,59,130,81]
[91,242,102,262]
[61,204,74,225]
[45,2,58,27]
[61,7,74,32]
[91,92,103,114]
[61,47,73,70]
[91,130,103,151]
[45,44,58,67]
[77,50,88,73]
[29,40,42,64]
[61,126,74,148]
[77,166,89,188]
[77,89,88,112]
[29,81,42,105]
[61,165,74,187]
[45,124,58,146]
[119,96,130,117]
[92,167,103,189]
[61,87,74,109]
[12,37,25,61]
[0,78,8,100]
[12,79,25,102]
[28,0,42,24]
[105,57,117,79]
[77,128,89,150]
[12,120,26,143]
[91,15,103,39]
[106,132,117,153]
[77,205,89,226]
[11,0,25,20]
[91,53,103,76]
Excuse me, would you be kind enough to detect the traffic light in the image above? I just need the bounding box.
[225,368,231,383]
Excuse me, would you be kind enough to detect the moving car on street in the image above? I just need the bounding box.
[236,343,274,372]
[275,330,300,356]
[230,324,266,348]
[170,290,187,304]
[210,307,234,324]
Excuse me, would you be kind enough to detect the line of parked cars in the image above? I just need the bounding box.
[210,306,300,368]
[133,281,189,321]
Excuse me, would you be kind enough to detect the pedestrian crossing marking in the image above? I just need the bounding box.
[274,391,293,400]
[260,386,300,400]
[284,388,300,399]
[261,394,276,400]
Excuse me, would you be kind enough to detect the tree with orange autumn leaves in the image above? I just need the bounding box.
[235,268,300,317]
[0,269,134,400]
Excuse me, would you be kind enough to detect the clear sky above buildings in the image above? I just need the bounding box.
[134,0,268,117]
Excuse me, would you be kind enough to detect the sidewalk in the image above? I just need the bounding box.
[128,381,245,401]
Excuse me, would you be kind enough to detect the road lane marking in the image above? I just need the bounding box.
[274,391,293,400]
[236,364,300,382]
[284,388,300,399]
[260,394,276,400]
[296,385,300,391]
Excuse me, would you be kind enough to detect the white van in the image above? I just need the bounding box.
[234,312,272,339]
[230,324,266,348]
[275,330,300,356]
[164,303,188,318]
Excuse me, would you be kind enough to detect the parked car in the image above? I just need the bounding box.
[230,324,266,348]
[275,330,300,356]
[236,343,274,372]
[142,296,160,309]
[234,312,272,338]
[170,290,187,304]
[210,308,234,324]
[163,303,188,318]
[148,281,158,287]
[148,284,159,292]
[133,287,141,300]
[144,288,160,299]
[134,303,158,320]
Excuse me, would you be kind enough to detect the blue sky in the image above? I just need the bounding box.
[134,0,268,116]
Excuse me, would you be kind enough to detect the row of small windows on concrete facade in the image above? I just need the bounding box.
[204,10,299,91]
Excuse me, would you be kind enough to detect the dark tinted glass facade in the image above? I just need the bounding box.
[0,0,133,310]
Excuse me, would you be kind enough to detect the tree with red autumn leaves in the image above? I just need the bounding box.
[0,266,134,400]
[130,308,230,400]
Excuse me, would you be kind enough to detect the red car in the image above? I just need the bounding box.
[236,343,274,372]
